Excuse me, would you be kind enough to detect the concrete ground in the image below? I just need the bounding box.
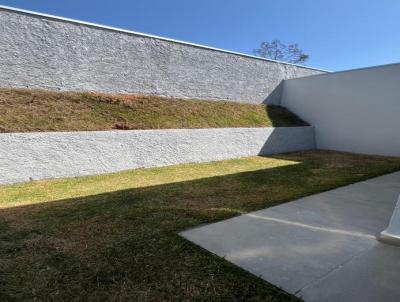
[180,172,400,302]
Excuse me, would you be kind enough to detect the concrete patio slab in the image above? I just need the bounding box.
[300,243,400,302]
[363,171,400,188]
[180,172,400,301]
[327,181,400,211]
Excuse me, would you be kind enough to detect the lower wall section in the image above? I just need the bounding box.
[0,127,314,184]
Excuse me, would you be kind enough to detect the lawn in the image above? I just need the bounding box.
[0,88,306,133]
[1,150,400,301]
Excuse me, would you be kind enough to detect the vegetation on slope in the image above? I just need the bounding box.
[1,150,400,301]
[0,88,307,132]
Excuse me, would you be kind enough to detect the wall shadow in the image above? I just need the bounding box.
[258,127,314,156]
[262,81,284,105]
[0,161,307,218]
[2,150,399,300]
[264,105,309,127]
[0,159,311,300]
[262,81,309,127]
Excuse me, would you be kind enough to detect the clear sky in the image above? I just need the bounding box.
[1,0,399,71]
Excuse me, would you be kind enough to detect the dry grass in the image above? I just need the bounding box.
[0,88,307,133]
[1,150,400,301]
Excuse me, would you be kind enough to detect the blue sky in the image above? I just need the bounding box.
[1,0,399,71]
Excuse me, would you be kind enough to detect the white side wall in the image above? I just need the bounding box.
[0,127,315,185]
[281,63,400,156]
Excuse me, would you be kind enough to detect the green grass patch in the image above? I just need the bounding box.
[0,88,307,133]
[1,150,400,301]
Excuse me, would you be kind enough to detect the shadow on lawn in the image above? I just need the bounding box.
[1,159,308,222]
[2,151,398,226]
[262,81,308,127]
[1,151,399,301]
[0,159,313,301]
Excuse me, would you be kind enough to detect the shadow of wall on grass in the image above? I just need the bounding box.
[261,81,309,127]
[0,159,311,300]
[4,149,395,228]
[0,159,309,221]
[264,106,309,127]
[2,150,399,300]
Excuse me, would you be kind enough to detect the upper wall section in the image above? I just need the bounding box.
[282,63,400,157]
[0,6,325,104]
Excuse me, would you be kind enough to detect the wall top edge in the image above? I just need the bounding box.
[0,126,314,136]
[285,62,400,82]
[0,4,328,72]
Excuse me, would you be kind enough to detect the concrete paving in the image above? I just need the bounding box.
[180,172,400,302]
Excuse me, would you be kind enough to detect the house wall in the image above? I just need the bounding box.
[0,6,324,104]
[0,127,315,184]
[282,63,400,156]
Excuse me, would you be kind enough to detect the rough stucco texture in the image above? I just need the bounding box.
[0,8,323,104]
[0,127,314,184]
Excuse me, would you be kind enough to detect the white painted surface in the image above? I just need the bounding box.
[0,6,324,104]
[0,127,315,184]
[379,194,400,245]
[282,63,400,156]
[0,5,327,72]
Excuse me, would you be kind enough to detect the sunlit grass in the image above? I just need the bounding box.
[0,156,298,208]
[1,150,399,301]
[0,88,307,133]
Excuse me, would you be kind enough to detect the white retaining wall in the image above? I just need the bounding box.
[0,127,315,184]
[0,5,324,104]
[281,63,400,157]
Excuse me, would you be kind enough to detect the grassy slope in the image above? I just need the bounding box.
[1,150,400,301]
[0,88,307,133]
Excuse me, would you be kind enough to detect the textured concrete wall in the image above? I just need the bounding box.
[282,63,400,156]
[0,127,315,184]
[0,6,324,104]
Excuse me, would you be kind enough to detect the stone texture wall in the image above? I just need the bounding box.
[0,6,324,104]
[0,127,315,184]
